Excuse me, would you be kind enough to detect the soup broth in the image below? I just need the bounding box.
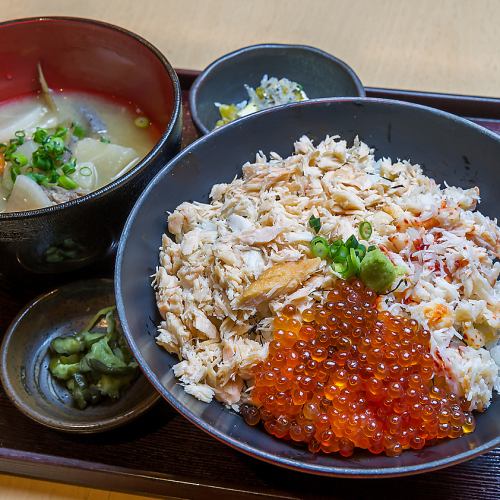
[0,91,158,213]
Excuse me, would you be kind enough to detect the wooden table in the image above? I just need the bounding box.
[1,1,499,499]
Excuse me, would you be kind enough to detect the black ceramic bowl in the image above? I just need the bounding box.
[190,43,364,134]
[116,98,500,477]
[0,279,160,433]
[0,17,182,282]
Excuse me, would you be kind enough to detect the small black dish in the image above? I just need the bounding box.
[190,43,365,134]
[0,278,159,433]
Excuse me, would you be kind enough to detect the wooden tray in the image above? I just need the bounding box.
[1,70,499,500]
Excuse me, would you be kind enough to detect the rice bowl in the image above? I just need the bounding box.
[116,98,500,475]
[154,132,499,410]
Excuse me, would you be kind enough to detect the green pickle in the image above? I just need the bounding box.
[79,331,106,348]
[48,306,138,410]
[49,357,81,380]
[50,336,85,355]
[98,373,136,399]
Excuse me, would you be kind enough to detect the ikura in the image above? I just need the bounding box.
[241,279,475,457]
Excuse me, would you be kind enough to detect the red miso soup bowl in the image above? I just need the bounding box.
[0,17,182,283]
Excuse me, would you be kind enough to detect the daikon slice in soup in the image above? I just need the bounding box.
[0,91,158,213]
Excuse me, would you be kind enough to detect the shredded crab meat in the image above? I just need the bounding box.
[153,134,500,410]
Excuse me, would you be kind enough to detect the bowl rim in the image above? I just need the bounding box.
[0,16,182,221]
[0,277,160,433]
[115,96,500,477]
[189,42,365,135]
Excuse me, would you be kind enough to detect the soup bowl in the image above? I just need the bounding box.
[116,98,499,477]
[0,17,182,282]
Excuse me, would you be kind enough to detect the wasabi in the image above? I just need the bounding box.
[359,248,399,293]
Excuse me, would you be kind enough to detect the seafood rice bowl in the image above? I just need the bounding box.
[150,127,499,458]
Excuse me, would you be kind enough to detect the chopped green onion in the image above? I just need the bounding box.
[332,244,348,263]
[33,128,49,144]
[355,243,366,260]
[345,235,358,249]
[333,261,349,274]
[10,164,20,182]
[45,136,65,155]
[99,136,111,144]
[2,127,81,190]
[310,236,330,259]
[308,215,321,234]
[47,170,59,184]
[62,159,77,175]
[328,239,343,260]
[79,166,92,177]
[62,165,76,175]
[26,172,49,184]
[337,249,360,280]
[134,116,150,128]
[1,131,25,160]
[72,123,86,139]
[10,152,28,167]
[54,126,68,139]
[32,149,53,171]
[359,221,373,240]
[367,245,377,252]
[58,175,78,190]
[349,247,361,274]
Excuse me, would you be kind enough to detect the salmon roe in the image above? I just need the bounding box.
[241,279,475,457]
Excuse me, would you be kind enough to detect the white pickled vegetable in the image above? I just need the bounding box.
[74,138,139,184]
[5,175,52,212]
[238,103,258,117]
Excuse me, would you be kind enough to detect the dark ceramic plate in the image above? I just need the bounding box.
[116,98,500,476]
[190,43,365,134]
[0,278,159,433]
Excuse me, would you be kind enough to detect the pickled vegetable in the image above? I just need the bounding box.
[48,305,138,409]
[214,75,308,129]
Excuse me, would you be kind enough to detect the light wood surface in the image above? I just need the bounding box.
[0,1,499,499]
[0,473,167,500]
[1,0,500,97]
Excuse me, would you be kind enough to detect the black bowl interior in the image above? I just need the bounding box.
[190,44,365,134]
[116,98,500,476]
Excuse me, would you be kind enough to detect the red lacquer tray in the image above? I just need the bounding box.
[0,70,499,500]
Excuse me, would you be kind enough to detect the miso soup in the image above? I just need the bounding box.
[0,90,158,213]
